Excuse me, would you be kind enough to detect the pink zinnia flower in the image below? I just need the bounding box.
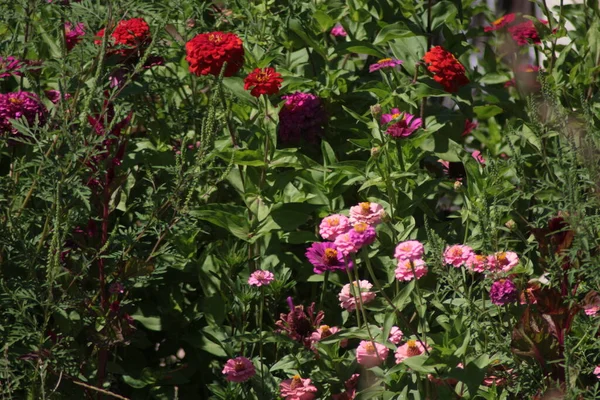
[339,280,376,312]
[394,240,424,261]
[348,222,376,249]
[462,119,478,136]
[380,108,422,138]
[222,357,256,383]
[594,366,600,380]
[487,251,519,272]
[356,340,389,368]
[472,150,486,165]
[465,254,487,273]
[444,245,474,267]
[349,202,385,225]
[310,324,340,342]
[583,292,600,316]
[319,214,350,241]
[484,13,516,32]
[45,90,71,104]
[388,326,403,345]
[306,242,352,274]
[248,270,275,287]
[334,232,359,257]
[395,259,428,281]
[395,339,430,363]
[331,24,347,37]
[490,279,518,305]
[369,58,403,73]
[65,22,85,51]
[280,375,318,400]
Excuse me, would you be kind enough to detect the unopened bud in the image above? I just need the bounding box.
[370,104,382,117]
[453,180,462,190]
[505,219,516,230]
[370,147,380,157]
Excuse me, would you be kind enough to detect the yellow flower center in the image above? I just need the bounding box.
[208,33,222,43]
[353,222,368,233]
[8,98,23,105]
[323,248,338,264]
[365,342,376,353]
[291,375,303,389]
[451,247,463,257]
[492,16,506,26]
[234,361,246,371]
[496,252,508,265]
[320,325,330,333]
[328,217,339,226]
[406,340,422,356]
[359,202,371,214]
[377,58,392,64]
[254,71,270,82]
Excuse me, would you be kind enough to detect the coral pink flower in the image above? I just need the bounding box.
[444,245,474,267]
[487,251,519,272]
[349,202,385,225]
[466,254,487,273]
[222,357,256,382]
[395,259,428,281]
[279,375,318,400]
[339,280,376,312]
[348,222,376,249]
[394,240,424,261]
[356,340,389,368]
[310,325,340,342]
[331,24,347,37]
[395,339,430,363]
[334,233,359,257]
[380,108,422,138]
[472,150,486,165]
[319,214,350,241]
[388,326,403,345]
[594,366,600,379]
[369,58,403,73]
[484,13,516,32]
[248,270,274,287]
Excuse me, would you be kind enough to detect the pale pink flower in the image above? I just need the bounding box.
[395,258,428,281]
[487,251,519,272]
[339,280,376,312]
[472,150,486,166]
[394,240,424,261]
[310,325,340,342]
[388,326,403,344]
[594,366,600,379]
[443,245,474,267]
[395,339,430,364]
[222,357,256,382]
[280,375,318,400]
[334,232,359,257]
[319,214,350,241]
[349,202,385,225]
[356,340,389,368]
[466,254,487,272]
[248,270,275,287]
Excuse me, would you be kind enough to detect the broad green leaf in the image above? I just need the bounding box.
[474,105,503,119]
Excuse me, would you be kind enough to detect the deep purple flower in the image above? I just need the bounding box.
[276,301,324,348]
[0,56,24,79]
[0,92,46,136]
[490,279,518,305]
[369,58,403,73]
[65,22,85,51]
[278,92,327,144]
[305,242,352,274]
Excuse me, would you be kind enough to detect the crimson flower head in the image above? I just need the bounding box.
[95,18,151,57]
[484,13,516,32]
[422,46,469,93]
[276,299,324,349]
[244,67,283,97]
[508,20,543,46]
[185,31,244,77]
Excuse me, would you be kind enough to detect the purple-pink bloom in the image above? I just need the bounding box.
[278,92,327,144]
[305,242,352,274]
[65,22,85,51]
[0,56,24,79]
[394,240,424,261]
[0,92,46,136]
[356,340,389,368]
[248,270,275,287]
[319,214,350,241]
[369,58,403,73]
[334,232,359,257]
[395,258,428,281]
[331,24,347,37]
[472,150,486,165]
[222,357,256,383]
[583,292,600,316]
[280,375,318,400]
[347,222,376,249]
[349,202,385,225]
[339,280,376,312]
[380,108,422,138]
[490,279,518,305]
[388,326,403,345]
[276,300,325,349]
[45,90,71,104]
[443,245,474,267]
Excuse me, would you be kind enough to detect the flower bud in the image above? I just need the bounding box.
[370,104,382,117]
[370,147,380,158]
[453,180,462,190]
[505,219,516,230]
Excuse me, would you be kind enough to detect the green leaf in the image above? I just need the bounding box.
[373,22,414,45]
[217,149,265,166]
[392,280,415,311]
[131,310,162,331]
[473,105,503,119]
[429,1,458,31]
[289,19,327,59]
[313,11,334,32]
[340,41,386,58]
[190,205,250,240]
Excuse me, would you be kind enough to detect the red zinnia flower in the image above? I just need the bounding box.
[484,13,516,32]
[508,20,543,46]
[94,18,151,57]
[185,31,244,77]
[243,67,282,97]
[422,46,469,93]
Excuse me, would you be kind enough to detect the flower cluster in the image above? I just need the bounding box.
[185,31,244,77]
[422,46,469,93]
[278,92,327,144]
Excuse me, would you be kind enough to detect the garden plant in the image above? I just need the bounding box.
[2,0,600,399]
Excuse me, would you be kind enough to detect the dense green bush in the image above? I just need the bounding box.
[1,0,600,399]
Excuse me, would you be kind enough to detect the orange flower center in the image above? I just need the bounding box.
[353,222,368,233]
[359,202,371,214]
[8,98,23,105]
[365,342,376,353]
[319,325,331,338]
[492,16,506,26]
[208,33,222,43]
[406,340,422,356]
[451,247,463,257]
[291,375,303,389]
[377,58,392,64]
[323,248,338,264]
[254,71,271,82]
[234,361,246,371]
[328,217,340,226]
[496,252,508,265]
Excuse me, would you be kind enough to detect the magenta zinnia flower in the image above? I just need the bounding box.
[395,339,430,363]
[278,92,327,144]
[222,357,256,382]
[331,24,347,37]
[394,240,424,261]
[380,108,422,138]
[305,242,352,274]
[349,202,384,225]
[280,375,318,400]
[490,279,518,305]
[395,258,427,281]
[0,92,46,136]
[338,280,376,312]
[65,22,85,51]
[472,150,486,165]
[443,245,474,267]
[347,222,376,249]
[0,56,24,79]
[248,270,275,287]
[319,214,350,241]
[356,340,389,368]
[369,58,403,73]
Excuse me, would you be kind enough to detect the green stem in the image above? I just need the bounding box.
[319,271,329,310]
[345,264,361,328]
[259,287,265,397]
